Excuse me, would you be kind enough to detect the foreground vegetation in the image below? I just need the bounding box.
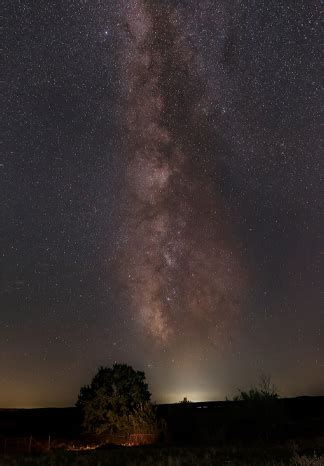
[0,446,323,466]
[1,370,322,465]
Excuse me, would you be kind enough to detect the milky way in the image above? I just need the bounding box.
[2,0,322,407]
[116,0,245,345]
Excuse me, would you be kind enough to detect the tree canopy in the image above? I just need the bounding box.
[77,363,152,434]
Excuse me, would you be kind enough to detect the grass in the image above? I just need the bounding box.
[0,446,323,466]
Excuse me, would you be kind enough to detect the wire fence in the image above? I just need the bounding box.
[1,436,50,454]
[0,432,159,454]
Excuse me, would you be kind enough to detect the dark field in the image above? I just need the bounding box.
[0,447,323,466]
[0,397,323,465]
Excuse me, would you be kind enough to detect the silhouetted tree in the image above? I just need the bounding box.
[233,373,279,401]
[179,397,192,403]
[77,363,152,434]
[231,374,284,441]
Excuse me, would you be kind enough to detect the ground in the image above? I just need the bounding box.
[0,446,323,466]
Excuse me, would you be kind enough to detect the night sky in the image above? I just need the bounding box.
[2,0,323,408]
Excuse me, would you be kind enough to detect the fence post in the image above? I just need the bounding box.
[4,438,7,454]
[48,435,51,451]
[28,436,32,453]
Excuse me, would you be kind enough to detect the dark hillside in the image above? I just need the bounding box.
[0,397,323,445]
[0,408,81,437]
[158,397,324,444]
